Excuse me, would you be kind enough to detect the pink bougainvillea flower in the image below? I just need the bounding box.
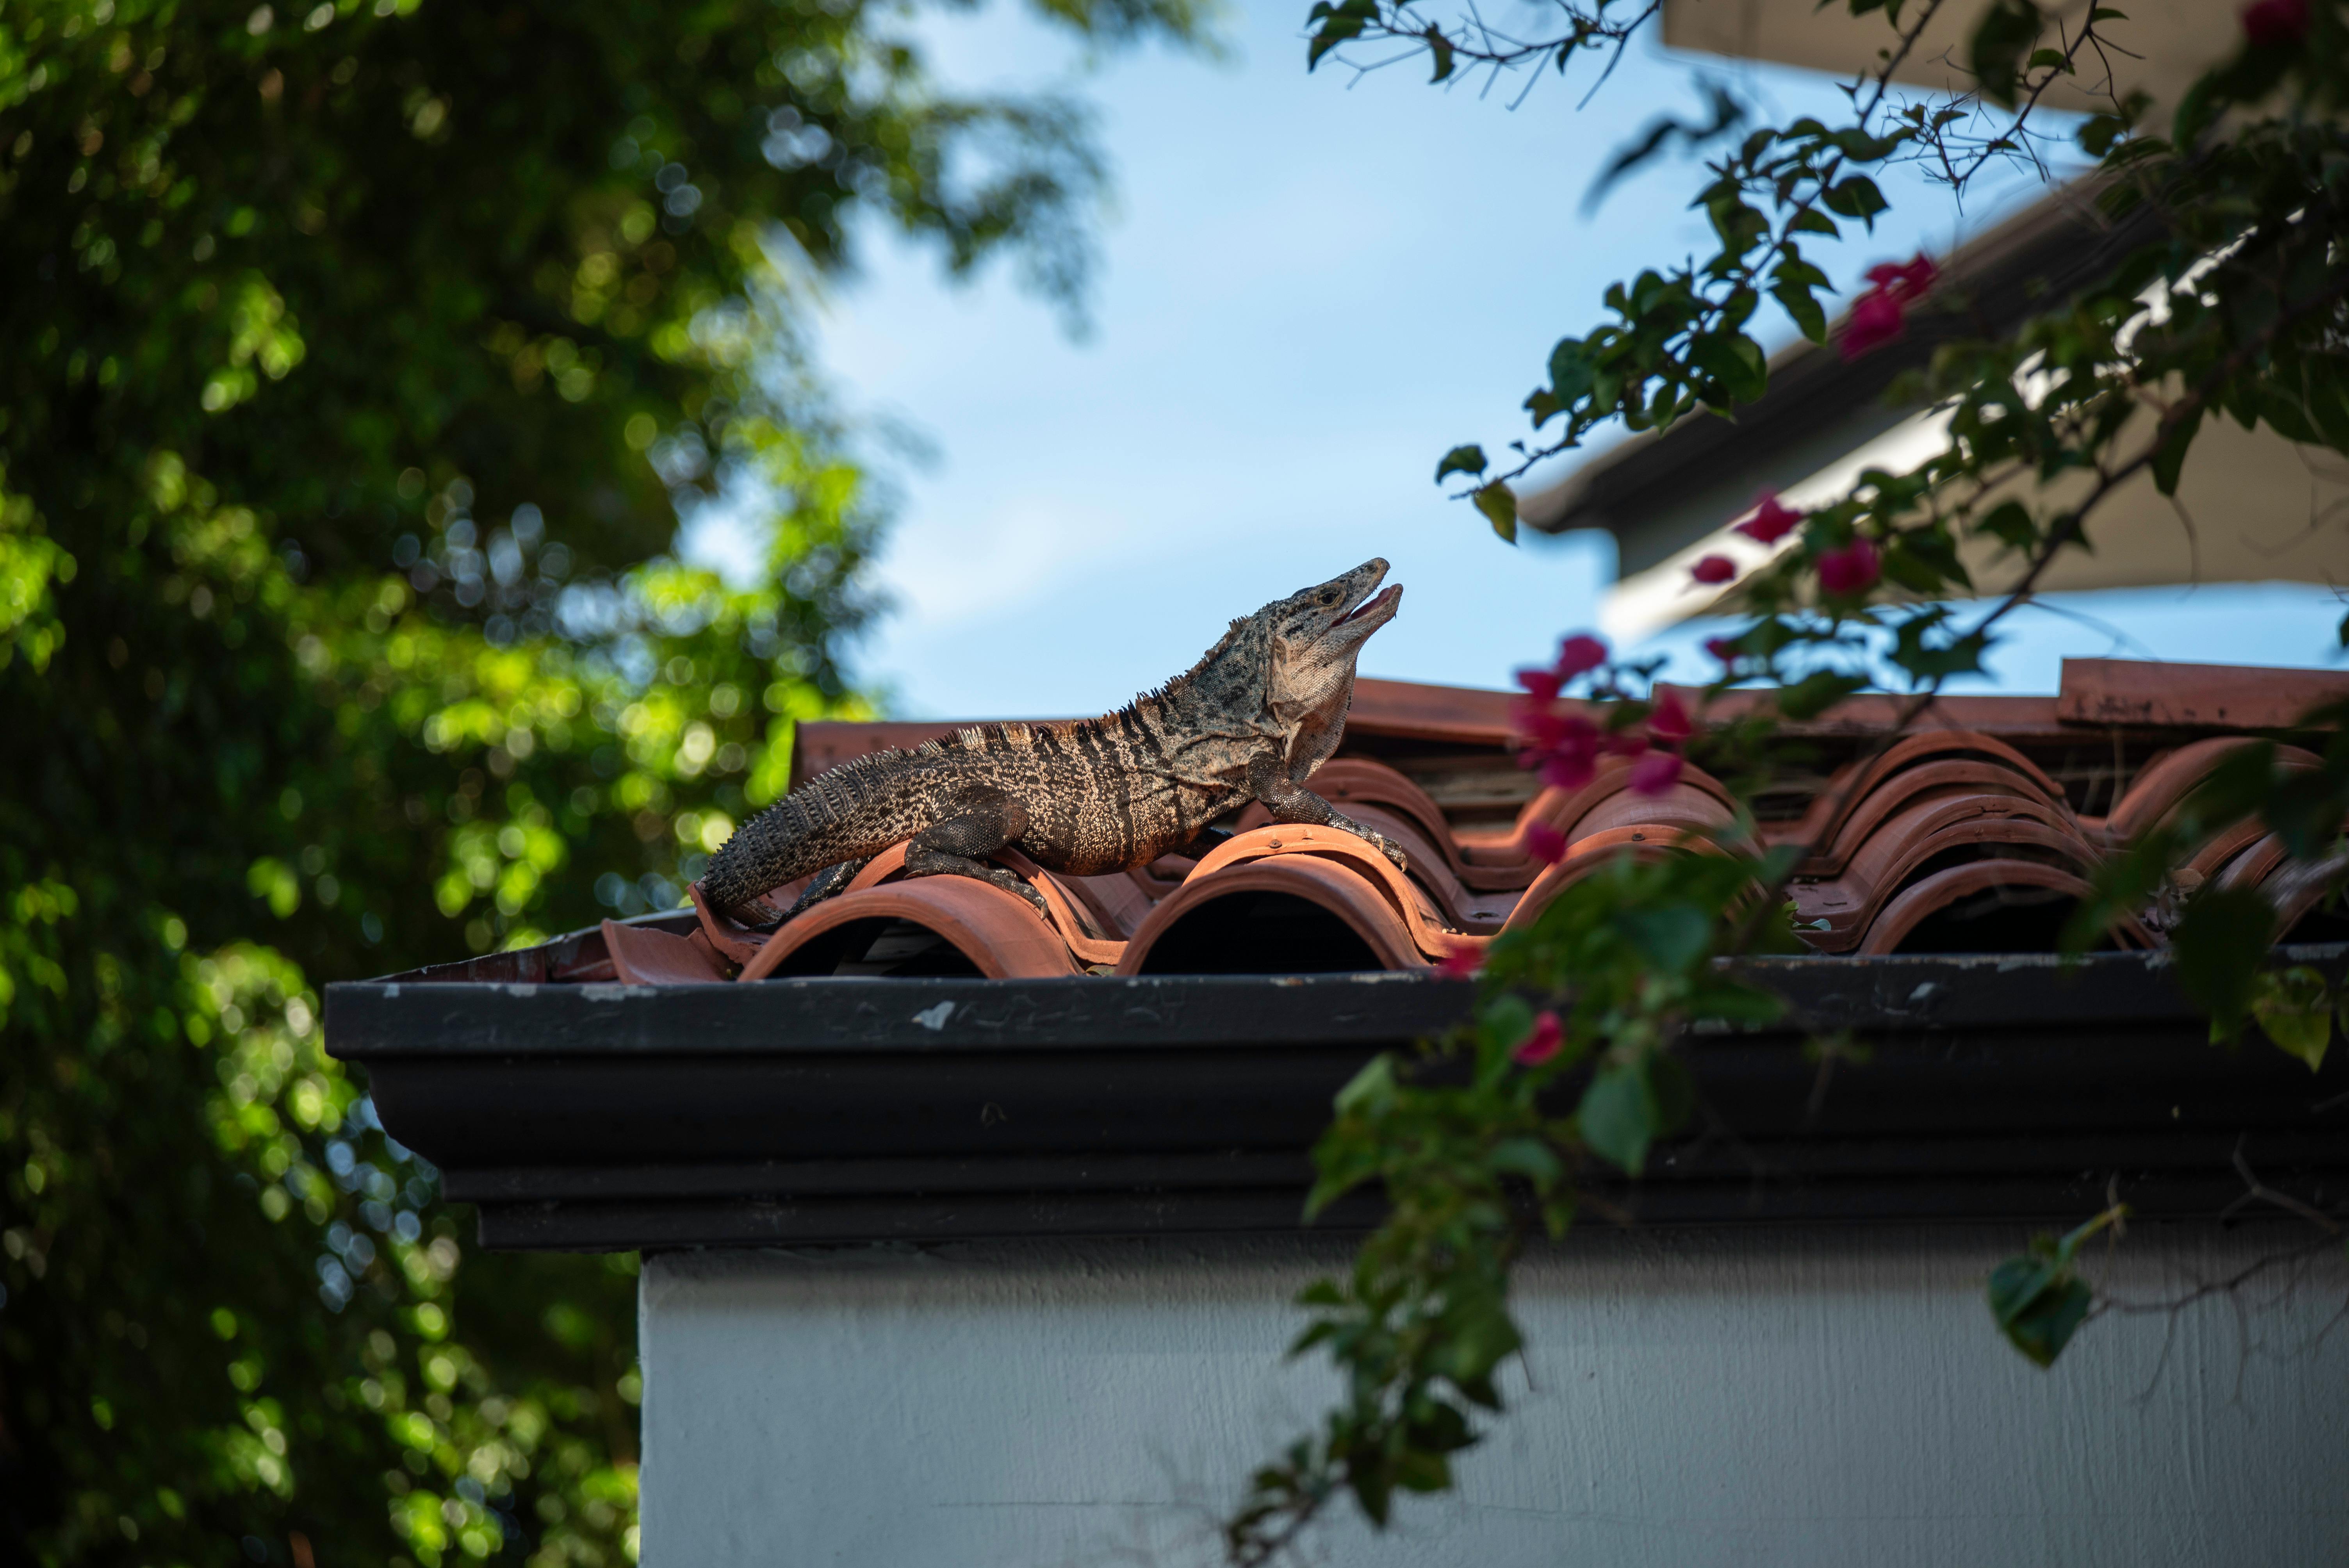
[2242,0,2309,46]
[1600,729,1650,759]
[1523,706,1601,789]
[1518,707,1595,753]
[1540,750,1598,791]
[1439,943,1483,978]
[1628,749,1684,796]
[1515,666,1565,703]
[1816,537,1882,596]
[1555,633,1609,678]
[1647,690,1693,743]
[1524,820,1568,865]
[1704,636,1741,665]
[1734,492,1804,545]
[1866,254,1939,300]
[1840,288,1907,360]
[1690,554,1737,586]
[1512,1009,1564,1067]
[1843,253,1937,362]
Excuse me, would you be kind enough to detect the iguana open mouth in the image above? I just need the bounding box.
[1337,583,1401,626]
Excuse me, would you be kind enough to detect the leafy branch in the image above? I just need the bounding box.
[1427,0,2133,541]
[1228,1,2349,1560]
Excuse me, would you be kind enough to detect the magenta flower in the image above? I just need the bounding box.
[1524,820,1568,865]
[1540,750,1598,791]
[1735,492,1804,545]
[1600,729,1650,759]
[1816,538,1881,596]
[1512,1010,1565,1067]
[1439,943,1483,978]
[1522,706,1602,791]
[1647,691,1693,743]
[1515,666,1565,703]
[1519,707,1595,752]
[2243,0,2308,46]
[1704,636,1740,665]
[1690,554,1736,585]
[1628,750,1684,796]
[1868,255,1939,298]
[1842,253,1937,362]
[1841,289,1906,360]
[1556,634,1609,678]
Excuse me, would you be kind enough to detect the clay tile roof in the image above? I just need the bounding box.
[379,657,2349,988]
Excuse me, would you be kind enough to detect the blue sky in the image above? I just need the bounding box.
[685,0,2347,717]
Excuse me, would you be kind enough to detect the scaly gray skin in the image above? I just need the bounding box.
[698,559,1406,918]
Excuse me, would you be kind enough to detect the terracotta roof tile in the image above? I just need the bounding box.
[1788,791,2097,953]
[439,659,2349,985]
[735,877,1082,980]
[1502,826,1731,934]
[1114,854,1427,976]
[1857,861,2154,955]
[601,919,731,984]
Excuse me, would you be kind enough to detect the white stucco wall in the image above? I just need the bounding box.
[639,1228,2348,1567]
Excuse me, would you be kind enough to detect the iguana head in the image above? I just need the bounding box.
[1264,557,1400,721]
[1160,559,1400,742]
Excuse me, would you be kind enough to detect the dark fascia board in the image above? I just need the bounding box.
[324,950,2349,1251]
[1517,183,2164,571]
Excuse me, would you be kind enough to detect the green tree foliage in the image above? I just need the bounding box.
[0,0,1204,1560]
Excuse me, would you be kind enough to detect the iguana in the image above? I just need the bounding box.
[698,558,1406,920]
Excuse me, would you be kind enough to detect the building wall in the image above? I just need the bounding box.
[639,1227,2348,1568]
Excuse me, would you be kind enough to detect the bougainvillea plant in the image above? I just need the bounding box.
[1227,1,2349,1559]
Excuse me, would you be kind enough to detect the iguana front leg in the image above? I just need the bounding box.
[1248,756,1408,870]
[902,788,1051,915]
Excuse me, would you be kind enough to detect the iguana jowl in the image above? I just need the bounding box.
[699,559,1406,918]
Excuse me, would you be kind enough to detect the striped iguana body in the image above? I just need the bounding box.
[698,558,1405,918]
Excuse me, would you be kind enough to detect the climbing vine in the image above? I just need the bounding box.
[1229,0,2349,1557]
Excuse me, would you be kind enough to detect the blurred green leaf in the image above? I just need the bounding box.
[2174,887,2281,1039]
[1578,1064,1657,1173]
[1614,904,1711,971]
[1475,482,1520,544]
[1987,1254,2091,1368]
[1436,444,1490,483]
[2252,966,2334,1072]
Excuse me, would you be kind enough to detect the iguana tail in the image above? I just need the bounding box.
[699,748,937,910]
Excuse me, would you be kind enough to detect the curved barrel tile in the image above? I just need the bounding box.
[1795,759,2078,873]
[688,882,776,966]
[2101,738,2323,848]
[1501,826,1732,934]
[1788,791,2099,953]
[814,839,1121,966]
[1304,757,1473,872]
[1786,730,2069,852]
[1857,861,2152,955]
[845,843,911,892]
[990,846,1130,967]
[1113,855,1424,975]
[601,919,732,984]
[1453,756,1738,883]
[1340,804,1522,934]
[737,879,1082,980]
[2214,831,2349,939]
[1063,870,1158,938]
[1567,781,1736,843]
[1184,823,1466,959]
